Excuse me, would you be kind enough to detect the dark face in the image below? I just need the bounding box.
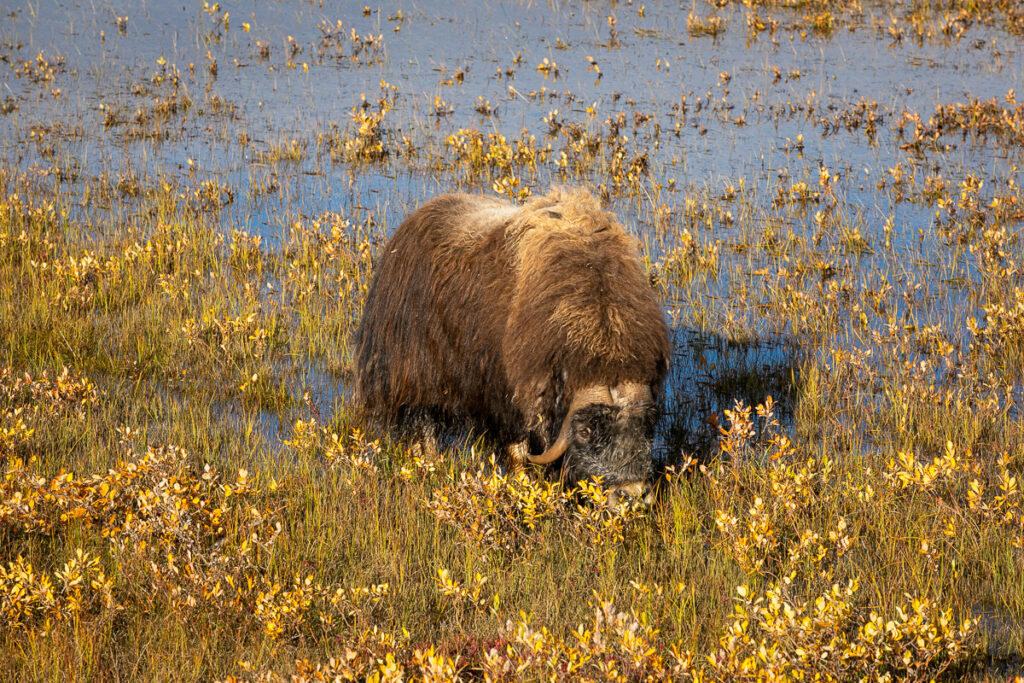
[559,402,657,497]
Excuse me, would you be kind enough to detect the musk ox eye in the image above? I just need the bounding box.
[576,426,592,441]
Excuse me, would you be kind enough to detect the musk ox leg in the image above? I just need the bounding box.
[412,436,439,460]
[403,409,440,460]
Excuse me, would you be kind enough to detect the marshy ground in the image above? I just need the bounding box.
[2,0,1024,680]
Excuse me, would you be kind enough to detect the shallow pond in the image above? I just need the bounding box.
[3,0,1024,456]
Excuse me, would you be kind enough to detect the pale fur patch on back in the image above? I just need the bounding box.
[449,202,521,245]
[506,187,617,252]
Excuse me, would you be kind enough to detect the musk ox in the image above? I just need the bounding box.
[354,187,671,500]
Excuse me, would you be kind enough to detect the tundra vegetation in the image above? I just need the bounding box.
[1,0,1023,681]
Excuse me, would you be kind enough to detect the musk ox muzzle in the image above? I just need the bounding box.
[354,187,671,497]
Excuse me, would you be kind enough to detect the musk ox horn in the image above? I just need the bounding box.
[524,385,618,464]
[523,426,570,465]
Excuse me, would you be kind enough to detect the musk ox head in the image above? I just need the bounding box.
[525,383,658,503]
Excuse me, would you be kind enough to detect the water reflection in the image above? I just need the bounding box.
[2,0,1023,452]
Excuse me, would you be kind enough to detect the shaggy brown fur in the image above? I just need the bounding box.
[354,187,671,461]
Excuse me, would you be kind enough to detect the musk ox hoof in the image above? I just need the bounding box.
[606,480,654,507]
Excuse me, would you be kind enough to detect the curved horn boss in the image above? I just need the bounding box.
[355,187,671,498]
